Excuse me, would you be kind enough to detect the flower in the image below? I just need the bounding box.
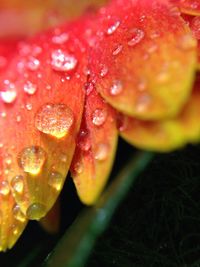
[0,0,199,251]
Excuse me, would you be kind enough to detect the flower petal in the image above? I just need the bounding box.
[171,0,200,16]
[119,73,200,152]
[0,22,87,220]
[89,0,197,120]
[71,86,117,205]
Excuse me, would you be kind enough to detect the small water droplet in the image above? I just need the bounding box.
[11,175,24,194]
[94,143,109,161]
[25,103,33,111]
[26,203,47,220]
[27,56,40,71]
[60,153,68,163]
[48,171,63,191]
[107,21,120,35]
[179,34,197,50]
[16,115,21,122]
[13,204,26,222]
[110,80,123,96]
[92,109,107,126]
[135,93,152,113]
[0,180,10,196]
[77,130,91,152]
[52,33,69,44]
[128,28,145,47]
[23,81,37,95]
[18,146,46,175]
[4,154,12,166]
[1,81,17,104]
[1,111,6,118]
[100,64,108,77]
[35,104,74,138]
[112,44,123,56]
[74,162,84,174]
[51,49,77,72]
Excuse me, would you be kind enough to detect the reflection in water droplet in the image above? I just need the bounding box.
[94,143,109,161]
[128,28,145,47]
[92,109,107,126]
[23,81,37,95]
[51,49,77,72]
[110,80,123,96]
[13,204,26,222]
[48,171,63,191]
[35,104,74,138]
[26,203,47,220]
[0,180,10,196]
[11,175,24,194]
[1,81,17,104]
[19,146,46,175]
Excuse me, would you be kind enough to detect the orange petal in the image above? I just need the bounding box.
[70,85,118,205]
[119,73,200,152]
[89,0,197,120]
[0,22,87,220]
[171,0,200,16]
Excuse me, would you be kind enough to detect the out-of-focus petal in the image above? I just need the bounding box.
[119,74,200,152]
[71,86,117,205]
[171,0,200,16]
[0,21,87,221]
[89,0,197,120]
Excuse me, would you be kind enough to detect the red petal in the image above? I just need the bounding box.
[71,85,118,205]
[171,0,200,16]
[89,0,197,120]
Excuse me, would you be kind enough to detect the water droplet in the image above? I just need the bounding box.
[60,153,68,163]
[13,204,26,222]
[94,143,109,161]
[16,115,21,122]
[12,225,19,235]
[11,175,24,194]
[52,33,69,44]
[48,171,63,191]
[135,93,152,113]
[179,34,197,50]
[74,162,84,174]
[23,81,37,95]
[26,203,47,220]
[27,56,40,71]
[107,21,120,35]
[35,104,74,138]
[19,146,46,175]
[25,103,33,111]
[112,44,123,56]
[1,111,6,118]
[128,28,145,47]
[92,109,107,126]
[51,49,77,72]
[0,180,10,196]
[4,154,12,166]
[1,81,17,104]
[100,64,108,77]
[110,80,123,96]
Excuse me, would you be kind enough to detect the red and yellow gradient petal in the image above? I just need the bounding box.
[171,0,200,16]
[71,86,118,205]
[119,74,200,152]
[0,21,87,225]
[89,0,197,120]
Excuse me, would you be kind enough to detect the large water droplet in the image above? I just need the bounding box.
[35,104,74,138]
[1,81,17,104]
[94,143,109,161]
[48,171,63,191]
[110,80,123,96]
[128,28,145,47]
[23,81,37,95]
[51,49,77,72]
[13,204,26,222]
[18,146,46,175]
[26,203,47,220]
[11,175,24,194]
[92,109,107,126]
[0,180,10,196]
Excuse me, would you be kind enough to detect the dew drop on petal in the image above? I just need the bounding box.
[13,204,26,222]
[0,180,10,196]
[112,44,123,56]
[74,162,84,175]
[179,34,197,50]
[100,64,108,77]
[110,80,123,96]
[51,49,78,72]
[1,81,17,104]
[26,203,47,220]
[27,56,40,71]
[92,109,107,126]
[11,175,24,194]
[25,103,33,111]
[128,28,145,47]
[48,171,63,191]
[23,81,37,95]
[18,146,46,175]
[35,104,74,138]
[52,33,69,44]
[135,93,152,113]
[107,21,120,35]
[94,143,109,161]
